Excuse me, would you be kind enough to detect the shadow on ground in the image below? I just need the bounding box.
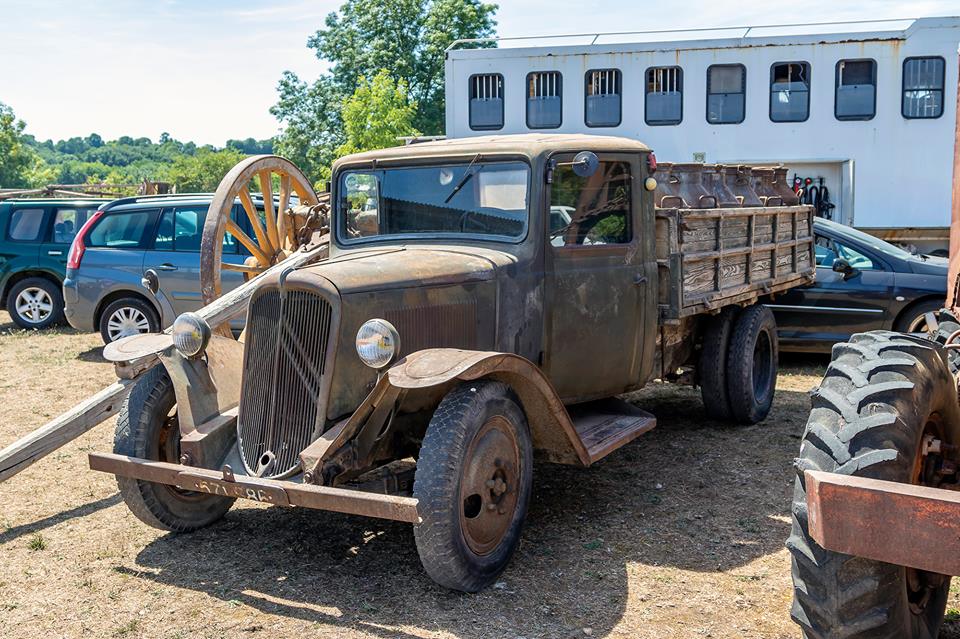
[75,345,107,363]
[117,382,812,638]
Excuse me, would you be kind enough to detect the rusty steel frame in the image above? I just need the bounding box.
[89,452,421,524]
[805,470,960,576]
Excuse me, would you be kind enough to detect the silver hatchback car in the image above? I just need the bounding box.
[63,194,257,343]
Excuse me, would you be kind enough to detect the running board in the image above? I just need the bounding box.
[568,398,656,464]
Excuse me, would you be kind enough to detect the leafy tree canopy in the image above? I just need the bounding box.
[336,70,419,157]
[272,0,497,183]
[0,102,37,188]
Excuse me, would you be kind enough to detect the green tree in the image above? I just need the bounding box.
[336,70,419,157]
[0,102,36,188]
[162,148,245,193]
[272,0,496,181]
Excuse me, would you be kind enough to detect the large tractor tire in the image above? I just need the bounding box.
[114,366,235,532]
[788,331,960,638]
[413,381,533,592]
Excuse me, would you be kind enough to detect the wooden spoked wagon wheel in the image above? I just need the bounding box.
[199,155,324,305]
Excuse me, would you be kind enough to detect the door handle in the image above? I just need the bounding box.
[156,263,178,272]
[634,274,648,286]
[47,250,63,256]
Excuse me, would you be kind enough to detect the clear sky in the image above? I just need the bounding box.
[0,0,957,146]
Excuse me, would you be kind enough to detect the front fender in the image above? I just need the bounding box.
[300,349,590,482]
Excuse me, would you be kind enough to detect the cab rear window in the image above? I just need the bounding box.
[87,210,154,248]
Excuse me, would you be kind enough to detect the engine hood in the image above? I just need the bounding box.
[907,254,949,275]
[301,245,517,294]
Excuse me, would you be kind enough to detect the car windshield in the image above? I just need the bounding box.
[819,220,915,260]
[337,161,529,242]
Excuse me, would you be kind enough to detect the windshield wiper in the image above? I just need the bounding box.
[444,153,482,204]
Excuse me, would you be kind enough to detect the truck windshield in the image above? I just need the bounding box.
[337,161,529,242]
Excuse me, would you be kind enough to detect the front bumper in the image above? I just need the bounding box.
[89,452,421,523]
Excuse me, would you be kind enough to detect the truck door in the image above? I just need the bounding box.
[544,153,648,401]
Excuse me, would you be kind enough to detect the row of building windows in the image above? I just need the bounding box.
[467,56,946,130]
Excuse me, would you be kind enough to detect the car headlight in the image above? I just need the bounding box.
[172,312,211,358]
[356,319,400,369]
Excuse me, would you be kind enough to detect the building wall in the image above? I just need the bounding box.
[445,19,960,230]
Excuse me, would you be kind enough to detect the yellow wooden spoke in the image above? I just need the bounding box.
[277,174,292,249]
[222,261,266,274]
[238,188,273,256]
[225,218,271,266]
[258,170,280,251]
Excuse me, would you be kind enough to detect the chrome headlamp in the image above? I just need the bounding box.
[171,312,211,358]
[355,319,400,369]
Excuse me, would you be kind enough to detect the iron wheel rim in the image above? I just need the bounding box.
[459,415,521,556]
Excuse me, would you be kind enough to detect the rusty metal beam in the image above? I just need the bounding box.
[806,470,960,575]
[89,452,421,524]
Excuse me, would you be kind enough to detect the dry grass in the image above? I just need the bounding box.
[1,311,959,638]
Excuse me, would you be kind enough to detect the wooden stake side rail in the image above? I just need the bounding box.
[655,205,815,321]
[0,240,329,484]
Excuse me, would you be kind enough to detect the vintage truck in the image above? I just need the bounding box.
[1,134,814,592]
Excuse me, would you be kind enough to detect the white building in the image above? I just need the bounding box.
[444,17,960,252]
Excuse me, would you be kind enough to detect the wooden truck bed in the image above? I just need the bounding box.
[655,205,815,322]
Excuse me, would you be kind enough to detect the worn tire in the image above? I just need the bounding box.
[98,297,160,344]
[700,306,739,421]
[413,381,533,592]
[6,276,64,329]
[895,299,944,334]
[114,366,234,532]
[788,331,960,639]
[726,304,778,424]
[929,307,960,373]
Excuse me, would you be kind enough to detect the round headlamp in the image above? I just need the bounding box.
[355,319,400,369]
[172,312,211,358]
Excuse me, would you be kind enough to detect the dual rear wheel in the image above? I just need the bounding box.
[700,303,778,424]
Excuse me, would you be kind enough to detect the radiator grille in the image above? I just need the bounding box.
[237,287,333,478]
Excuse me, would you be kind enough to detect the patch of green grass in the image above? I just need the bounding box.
[114,619,140,637]
[945,609,960,622]
[28,534,46,551]
[582,539,602,550]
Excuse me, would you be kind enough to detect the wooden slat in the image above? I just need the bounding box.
[238,188,273,256]
[258,170,280,251]
[225,218,271,266]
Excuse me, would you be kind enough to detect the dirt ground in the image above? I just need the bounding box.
[1,311,959,639]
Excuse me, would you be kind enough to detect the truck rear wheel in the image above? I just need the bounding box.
[700,306,739,421]
[413,381,533,592]
[725,304,778,424]
[788,331,960,638]
[114,366,235,532]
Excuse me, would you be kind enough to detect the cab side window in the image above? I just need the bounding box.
[550,160,632,247]
[8,208,46,242]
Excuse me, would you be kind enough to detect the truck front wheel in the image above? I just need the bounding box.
[788,331,960,638]
[114,366,235,532]
[413,381,533,592]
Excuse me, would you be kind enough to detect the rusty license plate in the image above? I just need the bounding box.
[176,472,290,505]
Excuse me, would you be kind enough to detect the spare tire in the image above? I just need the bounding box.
[788,331,960,638]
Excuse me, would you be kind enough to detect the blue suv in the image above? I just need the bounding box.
[64,194,259,343]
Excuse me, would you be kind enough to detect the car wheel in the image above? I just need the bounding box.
[895,299,944,335]
[699,306,739,421]
[6,277,64,329]
[99,297,160,343]
[725,304,779,424]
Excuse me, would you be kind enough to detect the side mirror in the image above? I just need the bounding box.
[141,269,160,295]
[832,258,856,280]
[557,151,600,177]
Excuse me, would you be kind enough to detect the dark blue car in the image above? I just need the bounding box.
[767,218,947,352]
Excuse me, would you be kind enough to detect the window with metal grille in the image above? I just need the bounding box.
[645,66,682,125]
[835,59,877,120]
[770,62,810,122]
[707,64,746,124]
[585,69,622,127]
[469,73,504,130]
[903,57,945,119]
[526,71,562,129]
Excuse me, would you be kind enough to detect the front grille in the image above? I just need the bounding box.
[237,287,333,478]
